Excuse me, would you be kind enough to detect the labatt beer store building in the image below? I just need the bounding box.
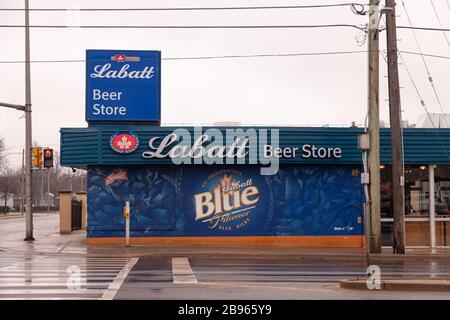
[60,50,450,248]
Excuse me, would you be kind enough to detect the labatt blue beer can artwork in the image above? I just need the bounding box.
[182,167,273,236]
[85,50,161,122]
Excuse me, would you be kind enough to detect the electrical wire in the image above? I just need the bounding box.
[0,3,368,12]
[430,0,450,48]
[0,50,448,65]
[0,50,371,64]
[1,24,448,33]
[401,0,450,128]
[0,24,368,31]
[396,26,450,32]
[400,51,450,60]
[398,51,450,159]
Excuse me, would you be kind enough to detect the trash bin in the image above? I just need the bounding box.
[71,199,82,231]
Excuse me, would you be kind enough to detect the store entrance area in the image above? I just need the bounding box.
[381,164,450,247]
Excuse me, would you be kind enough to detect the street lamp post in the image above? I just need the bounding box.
[24,0,34,241]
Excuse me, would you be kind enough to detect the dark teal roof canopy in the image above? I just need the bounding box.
[60,126,450,168]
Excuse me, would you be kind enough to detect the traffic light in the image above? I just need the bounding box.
[43,148,53,168]
[32,147,43,169]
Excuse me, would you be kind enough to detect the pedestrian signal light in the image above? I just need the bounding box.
[32,147,43,169]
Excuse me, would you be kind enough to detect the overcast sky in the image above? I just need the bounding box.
[0,0,449,168]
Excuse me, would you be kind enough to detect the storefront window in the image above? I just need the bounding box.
[380,165,392,219]
[380,164,431,246]
[434,165,450,246]
[404,165,430,216]
[434,165,450,216]
[380,165,392,246]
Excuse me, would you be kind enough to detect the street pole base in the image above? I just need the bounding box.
[24,237,35,242]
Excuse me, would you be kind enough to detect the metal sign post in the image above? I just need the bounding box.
[124,201,130,247]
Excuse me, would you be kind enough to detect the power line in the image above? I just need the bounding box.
[396,26,450,32]
[160,50,369,60]
[0,50,448,65]
[400,51,450,60]
[0,50,371,64]
[401,0,449,128]
[398,51,450,159]
[0,3,368,12]
[398,51,427,113]
[1,24,449,33]
[430,0,450,48]
[0,24,368,31]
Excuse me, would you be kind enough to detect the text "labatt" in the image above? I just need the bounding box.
[90,63,155,79]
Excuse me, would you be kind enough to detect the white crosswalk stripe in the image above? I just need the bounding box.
[0,253,136,300]
[172,257,197,284]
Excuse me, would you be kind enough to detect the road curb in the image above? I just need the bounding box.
[340,278,450,292]
[367,254,450,262]
[3,245,450,262]
[85,251,368,260]
[0,213,58,220]
[83,249,450,262]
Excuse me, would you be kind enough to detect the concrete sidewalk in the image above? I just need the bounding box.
[1,214,450,262]
[85,243,450,262]
[340,278,450,292]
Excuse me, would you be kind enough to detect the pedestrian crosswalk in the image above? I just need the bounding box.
[0,253,137,300]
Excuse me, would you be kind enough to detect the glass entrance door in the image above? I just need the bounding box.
[434,165,450,247]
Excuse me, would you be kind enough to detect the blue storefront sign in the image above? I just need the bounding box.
[85,50,161,122]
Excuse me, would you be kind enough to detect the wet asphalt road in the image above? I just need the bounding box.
[114,256,450,300]
[1,215,450,300]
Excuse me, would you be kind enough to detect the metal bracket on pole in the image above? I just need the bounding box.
[0,102,26,111]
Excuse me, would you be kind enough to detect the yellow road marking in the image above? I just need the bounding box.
[195,281,340,293]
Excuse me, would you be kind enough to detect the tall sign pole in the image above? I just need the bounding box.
[385,0,405,254]
[367,0,382,254]
[24,0,34,241]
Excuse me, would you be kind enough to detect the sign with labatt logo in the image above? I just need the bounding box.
[184,168,272,236]
[86,50,161,122]
[110,131,139,154]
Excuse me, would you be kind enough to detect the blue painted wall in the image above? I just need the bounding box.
[87,164,364,238]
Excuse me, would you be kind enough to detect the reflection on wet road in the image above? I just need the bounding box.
[115,257,450,300]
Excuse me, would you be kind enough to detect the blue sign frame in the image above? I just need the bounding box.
[85,50,161,122]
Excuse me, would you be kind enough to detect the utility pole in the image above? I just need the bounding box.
[385,0,405,254]
[24,0,34,241]
[41,169,44,206]
[367,0,382,254]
